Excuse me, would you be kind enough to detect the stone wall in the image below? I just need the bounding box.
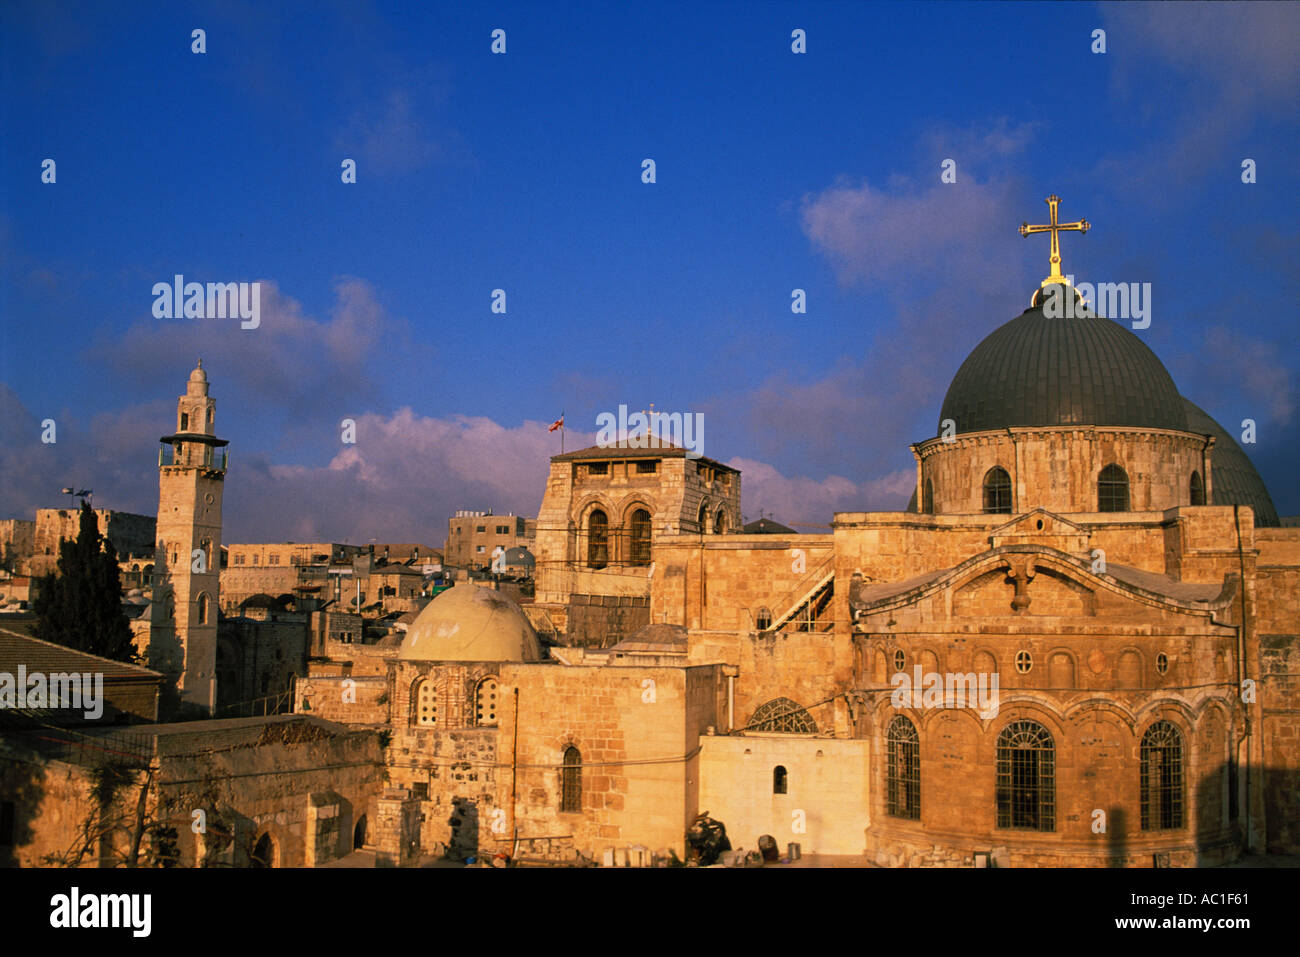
[218,618,309,708]
[498,661,722,860]
[0,519,34,572]
[2,716,384,868]
[688,628,851,737]
[150,717,383,867]
[651,534,834,632]
[564,594,649,648]
[386,728,500,858]
[1254,559,1300,853]
[0,757,100,867]
[697,734,869,855]
[295,675,388,725]
[31,509,156,576]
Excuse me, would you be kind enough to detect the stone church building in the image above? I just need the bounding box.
[294,252,1297,867]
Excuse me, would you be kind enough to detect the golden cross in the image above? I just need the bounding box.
[1020,194,1089,290]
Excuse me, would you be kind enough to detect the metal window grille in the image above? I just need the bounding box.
[561,747,582,812]
[587,511,608,569]
[886,716,921,820]
[1141,721,1184,830]
[1098,464,1129,512]
[983,467,1012,513]
[750,697,817,734]
[629,509,652,566]
[996,721,1055,831]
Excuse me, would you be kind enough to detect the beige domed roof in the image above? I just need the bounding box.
[398,584,542,662]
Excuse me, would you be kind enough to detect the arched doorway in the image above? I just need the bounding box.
[353,815,368,850]
[250,832,276,868]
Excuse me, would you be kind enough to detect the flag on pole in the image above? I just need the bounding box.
[548,412,565,453]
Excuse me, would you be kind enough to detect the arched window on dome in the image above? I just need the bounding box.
[1140,721,1184,830]
[587,510,608,569]
[629,508,652,566]
[886,715,920,819]
[1098,464,1130,512]
[996,720,1055,831]
[411,677,437,727]
[1190,470,1205,506]
[561,746,582,812]
[922,478,934,515]
[982,467,1012,514]
[475,676,499,727]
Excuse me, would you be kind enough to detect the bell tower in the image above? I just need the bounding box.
[150,360,228,714]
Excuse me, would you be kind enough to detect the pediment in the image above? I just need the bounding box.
[988,509,1091,552]
[951,554,1096,617]
[851,545,1234,631]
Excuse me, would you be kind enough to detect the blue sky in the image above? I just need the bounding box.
[2,1,1297,543]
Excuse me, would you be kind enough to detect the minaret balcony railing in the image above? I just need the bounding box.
[158,445,229,470]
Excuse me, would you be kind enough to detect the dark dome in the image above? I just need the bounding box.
[1182,398,1279,527]
[939,306,1189,435]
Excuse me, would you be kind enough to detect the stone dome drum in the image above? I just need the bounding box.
[399,584,542,662]
[1182,397,1279,526]
[938,305,1189,435]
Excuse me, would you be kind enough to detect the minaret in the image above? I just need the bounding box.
[150,360,228,715]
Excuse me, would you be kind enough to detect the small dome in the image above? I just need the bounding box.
[503,546,535,567]
[189,359,207,383]
[399,584,541,661]
[939,306,1188,435]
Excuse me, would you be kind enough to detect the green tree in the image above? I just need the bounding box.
[32,501,137,663]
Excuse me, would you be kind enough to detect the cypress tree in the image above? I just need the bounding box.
[31,502,137,663]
